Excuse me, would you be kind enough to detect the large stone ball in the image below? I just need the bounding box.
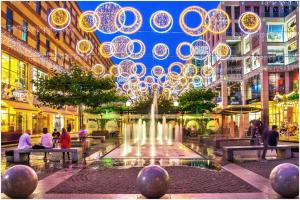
[269,163,299,198]
[137,165,170,199]
[2,165,38,198]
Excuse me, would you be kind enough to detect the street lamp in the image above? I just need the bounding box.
[173,101,179,107]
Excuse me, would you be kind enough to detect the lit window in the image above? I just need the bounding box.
[267,47,284,65]
[21,20,28,42]
[6,8,13,33]
[267,24,284,42]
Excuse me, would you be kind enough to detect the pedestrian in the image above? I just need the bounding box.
[268,125,279,147]
[79,124,89,158]
[18,129,32,150]
[52,128,60,148]
[59,128,71,160]
[40,128,53,160]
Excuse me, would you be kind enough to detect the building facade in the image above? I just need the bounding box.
[202,1,299,141]
[1,1,113,143]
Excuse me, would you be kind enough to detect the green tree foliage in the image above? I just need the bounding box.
[178,88,217,114]
[32,66,126,109]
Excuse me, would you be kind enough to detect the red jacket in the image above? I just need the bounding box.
[59,133,71,148]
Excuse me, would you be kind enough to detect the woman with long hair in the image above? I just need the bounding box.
[59,127,71,160]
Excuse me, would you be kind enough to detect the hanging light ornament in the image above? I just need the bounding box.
[192,39,211,60]
[118,59,135,78]
[150,10,173,33]
[78,10,99,32]
[205,8,231,34]
[131,62,147,78]
[152,43,169,60]
[168,62,185,81]
[99,42,114,58]
[238,12,261,35]
[111,35,133,59]
[151,65,165,78]
[128,39,146,60]
[76,39,93,56]
[109,65,119,76]
[92,64,106,77]
[115,7,143,34]
[201,65,213,78]
[176,42,196,61]
[213,43,231,60]
[184,63,198,77]
[179,6,208,36]
[48,8,71,31]
[94,2,125,34]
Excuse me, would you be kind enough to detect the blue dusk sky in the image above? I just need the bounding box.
[77,1,220,75]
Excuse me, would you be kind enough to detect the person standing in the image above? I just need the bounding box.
[59,128,71,160]
[18,129,32,149]
[52,128,60,148]
[79,124,89,159]
[261,125,279,160]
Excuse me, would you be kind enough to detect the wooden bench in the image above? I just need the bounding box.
[216,138,252,149]
[11,148,82,163]
[223,145,299,162]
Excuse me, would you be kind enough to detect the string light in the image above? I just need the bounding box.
[132,62,147,78]
[128,39,146,60]
[99,42,114,58]
[151,65,165,78]
[92,64,106,77]
[213,43,231,60]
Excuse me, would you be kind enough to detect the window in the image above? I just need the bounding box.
[225,6,231,17]
[265,6,270,17]
[235,23,241,36]
[244,57,251,74]
[32,67,48,92]
[245,6,251,12]
[287,17,297,40]
[63,31,66,41]
[6,8,13,33]
[36,31,40,51]
[228,42,241,56]
[227,60,242,74]
[267,24,284,42]
[226,25,232,36]
[234,6,240,19]
[63,1,67,8]
[284,6,290,17]
[287,41,298,64]
[228,82,242,105]
[36,1,41,15]
[273,6,279,17]
[1,52,28,93]
[252,51,260,70]
[21,20,28,42]
[254,6,259,15]
[243,35,250,54]
[246,75,261,103]
[269,73,285,100]
[46,39,50,56]
[267,47,284,65]
[55,31,60,39]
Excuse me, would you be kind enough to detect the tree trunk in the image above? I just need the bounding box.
[78,104,84,129]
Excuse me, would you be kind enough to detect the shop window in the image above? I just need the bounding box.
[287,41,298,64]
[287,17,297,40]
[246,75,261,104]
[269,73,285,100]
[21,20,28,42]
[267,47,284,65]
[267,24,284,42]
[6,8,13,33]
[36,1,41,15]
[32,67,48,92]
[32,113,49,135]
[228,82,242,105]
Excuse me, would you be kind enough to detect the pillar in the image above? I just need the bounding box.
[285,71,291,94]
[260,70,269,129]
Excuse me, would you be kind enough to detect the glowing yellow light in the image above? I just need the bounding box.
[214,43,231,60]
[76,39,93,56]
[78,10,99,32]
[50,8,70,26]
[241,12,260,30]
[109,65,119,76]
[205,8,231,34]
[92,64,106,77]
[99,42,114,58]
[168,62,185,80]
[201,65,213,77]
[179,6,208,36]
[176,42,196,61]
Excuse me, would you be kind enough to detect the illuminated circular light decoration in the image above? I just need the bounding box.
[94,2,125,34]
[205,9,231,34]
[139,81,147,92]
[92,64,106,77]
[48,8,71,31]
[128,39,146,60]
[109,65,119,76]
[76,39,93,56]
[144,75,155,85]
[132,62,147,78]
[118,59,135,78]
[238,12,261,35]
[99,42,114,58]
[151,65,165,78]
[176,42,196,61]
[115,7,142,34]
[78,10,99,32]
[168,62,185,80]
[201,65,213,78]
[184,63,198,77]
[214,43,231,60]
[152,43,169,60]
[158,75,167,86]
[192,39,210,60]
[192,75,203,87]
[111,35,133,59]
[179,6,208,36]
[150,10,173,33]
[116,76,127,85]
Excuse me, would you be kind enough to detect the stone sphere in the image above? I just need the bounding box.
[137,165,170,199]
[269,163,299,198]
[2,165,38,198]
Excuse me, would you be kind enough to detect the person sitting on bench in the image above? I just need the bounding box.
[60,128,71,160]
[18,129,32,150]
[40,128,53,160]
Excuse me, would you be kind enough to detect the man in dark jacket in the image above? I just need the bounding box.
[261,125,279,160]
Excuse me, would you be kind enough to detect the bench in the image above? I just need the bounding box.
[223,145,299,162]
[216,138,252,149]
[11,148,82,163]
[71,136,106,143]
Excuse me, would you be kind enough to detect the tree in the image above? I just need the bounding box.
[32,66,126,127]
[178,88,217,114]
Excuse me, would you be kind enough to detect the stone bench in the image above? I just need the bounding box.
[216,138,252,149]
[10,148,82,163]
[223,145,299,162]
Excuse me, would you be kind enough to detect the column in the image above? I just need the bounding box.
[260,70,269,129]
[285,71,291,94]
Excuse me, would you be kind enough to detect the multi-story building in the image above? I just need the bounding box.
[202,1,299,141]
[1,1,113,143]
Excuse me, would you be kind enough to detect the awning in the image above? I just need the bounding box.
[1,100,39,111]
[214,105,262,115]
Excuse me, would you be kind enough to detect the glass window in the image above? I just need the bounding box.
[227,60,242,74]
[32,67,48,92]
[234,6,240,19]
[244,57,251,74]
[226,25,232,36]
[46,39,50,56]
[284,6,290,17]
[252,51,260,70]
[269,73,285,100]
[6,8,13,33]
[288,41,298,64]
[243,35,250,54]
[273,6,279,17]
[267,24,284,42]
[246,75,261,104]
[287,17,297,40]
[228,83,242,105]
[21,20,28,42]
[245,6,251,12]
[225,6,231,17]
[36,1,41,15]
[267,47,284,65]
[265,6,270,17]
[36,31,40,51]
[235,23,241,36]
[254,6,259,15]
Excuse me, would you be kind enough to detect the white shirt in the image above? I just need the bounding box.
[41,133,53,148]
[18,133,32,149]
